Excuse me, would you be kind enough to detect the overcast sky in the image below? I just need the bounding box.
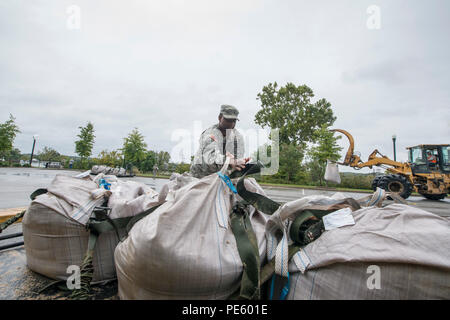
[1,0,449,172]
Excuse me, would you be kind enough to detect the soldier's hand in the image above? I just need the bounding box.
[230,157,250,171]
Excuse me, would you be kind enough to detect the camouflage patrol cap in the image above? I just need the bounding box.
[220,104,239,120]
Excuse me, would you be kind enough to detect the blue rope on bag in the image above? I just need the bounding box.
[269,274,276,300]
[269,273,290,300]
[280,273,290,300]
[99,178,111,190]
[217,171,237,194]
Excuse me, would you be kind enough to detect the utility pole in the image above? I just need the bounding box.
[29,135,38,166]
[392,134,397,162]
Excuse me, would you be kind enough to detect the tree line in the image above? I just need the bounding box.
[68,124,174,174]
[0,117,175,174]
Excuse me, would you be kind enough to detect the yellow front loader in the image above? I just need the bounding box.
[331,129,450,200]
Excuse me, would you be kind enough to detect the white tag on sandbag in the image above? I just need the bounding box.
[324,160,341,184]
[323,207,355,231]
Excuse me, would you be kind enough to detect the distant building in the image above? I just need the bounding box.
[48,162,62,168]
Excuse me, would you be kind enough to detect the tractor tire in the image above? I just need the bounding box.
[371,176,383,191]
[422,193,447,201]
[377,174,413,199]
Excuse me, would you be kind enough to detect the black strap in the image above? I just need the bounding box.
[289,211,316,244]
[88,204,162,241]
[125,204,162,235]
[69,231,99,300]
[289,210,329,246]
[234,162,281,215]
[30,188,48,200]
[228,163,281,300]
[230,202,261,300]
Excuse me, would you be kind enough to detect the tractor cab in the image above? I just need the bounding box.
[407,144,450,174]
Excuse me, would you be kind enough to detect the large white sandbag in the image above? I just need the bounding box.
[22,175,117,282]
[96,165,106,174]
[114,159,269,299]
[22,174,162,283]
[324,160,340,184]
[286,204,450,299]
[91,165,99,174]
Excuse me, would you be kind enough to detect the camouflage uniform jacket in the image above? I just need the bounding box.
[190,124,245,179]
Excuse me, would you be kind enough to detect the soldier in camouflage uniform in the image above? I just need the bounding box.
[190,105,250,179]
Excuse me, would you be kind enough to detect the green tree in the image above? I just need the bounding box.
[8,148,22,165]
[253,143,270,165]
[255,82,336,146]
[0,114,20,160]
[38,146,62,162]
[59,155,72,168]
[307,125,342,186]
[156,151,171,169]
[139,150,157,173]
[122,128,147,169]
[175,162,191,174]
[75,122,95,160]
[278,143,305,182]
[254,142,305,183]
[98,149,123,167]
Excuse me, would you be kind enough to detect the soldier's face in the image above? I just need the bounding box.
[219,115,236,130]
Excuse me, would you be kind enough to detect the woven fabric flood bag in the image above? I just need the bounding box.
[114,159,270,299]
[22,174,161,283]
[265,190,450,300]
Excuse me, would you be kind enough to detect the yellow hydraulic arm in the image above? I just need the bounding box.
[330,129,410,173]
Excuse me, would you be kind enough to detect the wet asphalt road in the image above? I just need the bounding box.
[0,167,166,209]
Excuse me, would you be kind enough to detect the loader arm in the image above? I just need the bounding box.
[330,129,355,165]
[330,129,408,171]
